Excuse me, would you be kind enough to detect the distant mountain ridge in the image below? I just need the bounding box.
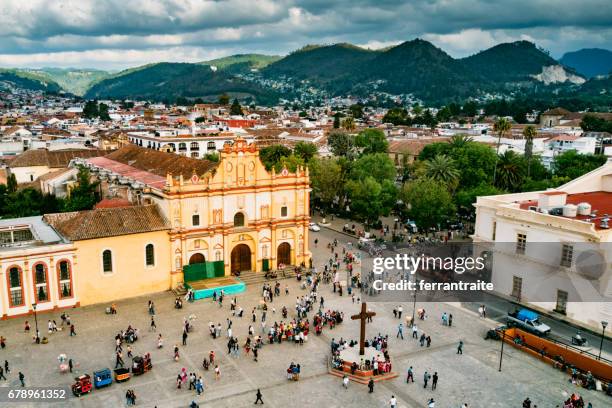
[3,40,608,104]
[560,48,612,78]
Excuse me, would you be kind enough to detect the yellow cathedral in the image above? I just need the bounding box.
[0,139,311,318]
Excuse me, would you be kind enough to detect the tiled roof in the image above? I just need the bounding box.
[103,144,218,179]
[542,108,571,116]
[9,149,105,168]
[44,205,170,241]
[388,138,449,155]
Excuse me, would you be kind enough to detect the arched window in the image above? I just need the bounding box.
[33,263,48,302]
[145,244,155,266]
[167,143,176,152]
[179,142,187,151]
[8,266,24,307]
[190,142,199,150]
[207,141,216,150]
[281,206,288,217]
[234,212,245,227]
[102,250,113,273]
[57,260,72,298]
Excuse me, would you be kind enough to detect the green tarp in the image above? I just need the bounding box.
[183,261,225,282]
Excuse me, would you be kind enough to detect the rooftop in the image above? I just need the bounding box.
[9,148,105,168]
[44,205,170,241]
[0,215,67,251]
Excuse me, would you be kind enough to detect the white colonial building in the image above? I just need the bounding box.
[473,160,612,332]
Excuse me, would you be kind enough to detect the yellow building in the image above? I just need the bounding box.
[79,138,311,288]
[44,206,171,306]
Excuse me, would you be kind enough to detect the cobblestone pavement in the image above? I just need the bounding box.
[0,227,609,407]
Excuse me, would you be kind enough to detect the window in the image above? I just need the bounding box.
[58,260,72,298]
[167,143,176,152]
[191,152,199,158]
[555,290,568,314]
[516,234,526,254]
[175,256,182,270]
[215,250,222,261]
[102,250,113,273]
[491,221,496,241]
[33,263,48,302]
[190,142,199,150]
[207,141,216,150]
[561,244,573,267]
[179,142,187,152]
[145,244,155,266]
[192,214,200,226]
[8,266,24,306]
[511,276,522,300]
[281,206,288,217]
[234,212,245,227]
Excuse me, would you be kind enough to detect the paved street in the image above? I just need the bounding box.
[0,226,610,407]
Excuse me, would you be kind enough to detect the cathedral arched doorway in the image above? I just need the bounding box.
[231,244,251,274]
[189,253,206,265]
[277,242,291,267]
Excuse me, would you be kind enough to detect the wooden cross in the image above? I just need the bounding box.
[351,302,376,356]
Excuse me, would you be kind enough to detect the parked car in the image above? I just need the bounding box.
[309,222,321,232]
[507,309,551,336]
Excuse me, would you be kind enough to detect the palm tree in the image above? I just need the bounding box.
[492,117,511,184]
[342,117,356,132]
[523,125,537,177]
[424,154,460,188]
[495,151,525,191]
[447,134,474,149]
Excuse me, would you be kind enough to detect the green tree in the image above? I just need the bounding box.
[523,125,537,176]
[382,107,409,125]
[355,128,389,155]
[350,153,396,184]
[203,152,219,162]
[342,116,356,131]
[346,177,397,225]
[492,117,512,184]
[98,103,111,121]
[333,114,340,129]
[64,167,100,212]
[447,135,473,149]
[310,157,343,209]
[7,173,17,193]
[400,178,455,229]
[195,116,206,123]
[349,104,364,119]
[327,130,355,158]
[552,150,607,179]
[276,154,305,173]
[230,98,243,115]
[293,142,318,163]
[423,155,460,189]
[462,101,478,117]
[259,145,292,171]
[580,114,612,133]
[83,100,99,119]
[218,94,230,105]
[494,151,526,191]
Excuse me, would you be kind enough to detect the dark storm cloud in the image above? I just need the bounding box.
[0,0,609,69]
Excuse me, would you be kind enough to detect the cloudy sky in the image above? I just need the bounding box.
[0,0,610,70]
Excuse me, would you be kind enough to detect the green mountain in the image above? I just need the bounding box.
[26,68,110,96]
[0,69,61,92]
[263,43,379,86]
[462,41,564,85]
[560,48,612,78]
[200,54,281,74]
[84,62,279,104]
[362,39,479,100]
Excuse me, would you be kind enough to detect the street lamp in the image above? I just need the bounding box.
[599,321,608,360]
[498,327,506,372]
[411,268,418,327]
[32,303,39,344]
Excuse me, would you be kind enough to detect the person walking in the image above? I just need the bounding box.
[68,358,73,373]
[69,324,76,336]
[18,372,25,387]
[432,372,438,390]
[412,324,418,339]
[397,306,403,319]
[5,360,9,374]
[396,323,404,340]
[448,314,453,327]
[457,340,464,354]
[389,395,397,408]
[342,375,349,389]
[254,388,264,404]
[150,316,156,331]
[115,351,124,368]
[406,366,414,383]
[427,398,435,408]
[182,330,188,346]
[368,378,374,393]
[423,371,430,388]
[214,365,220,380]
[0,366,6,381]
